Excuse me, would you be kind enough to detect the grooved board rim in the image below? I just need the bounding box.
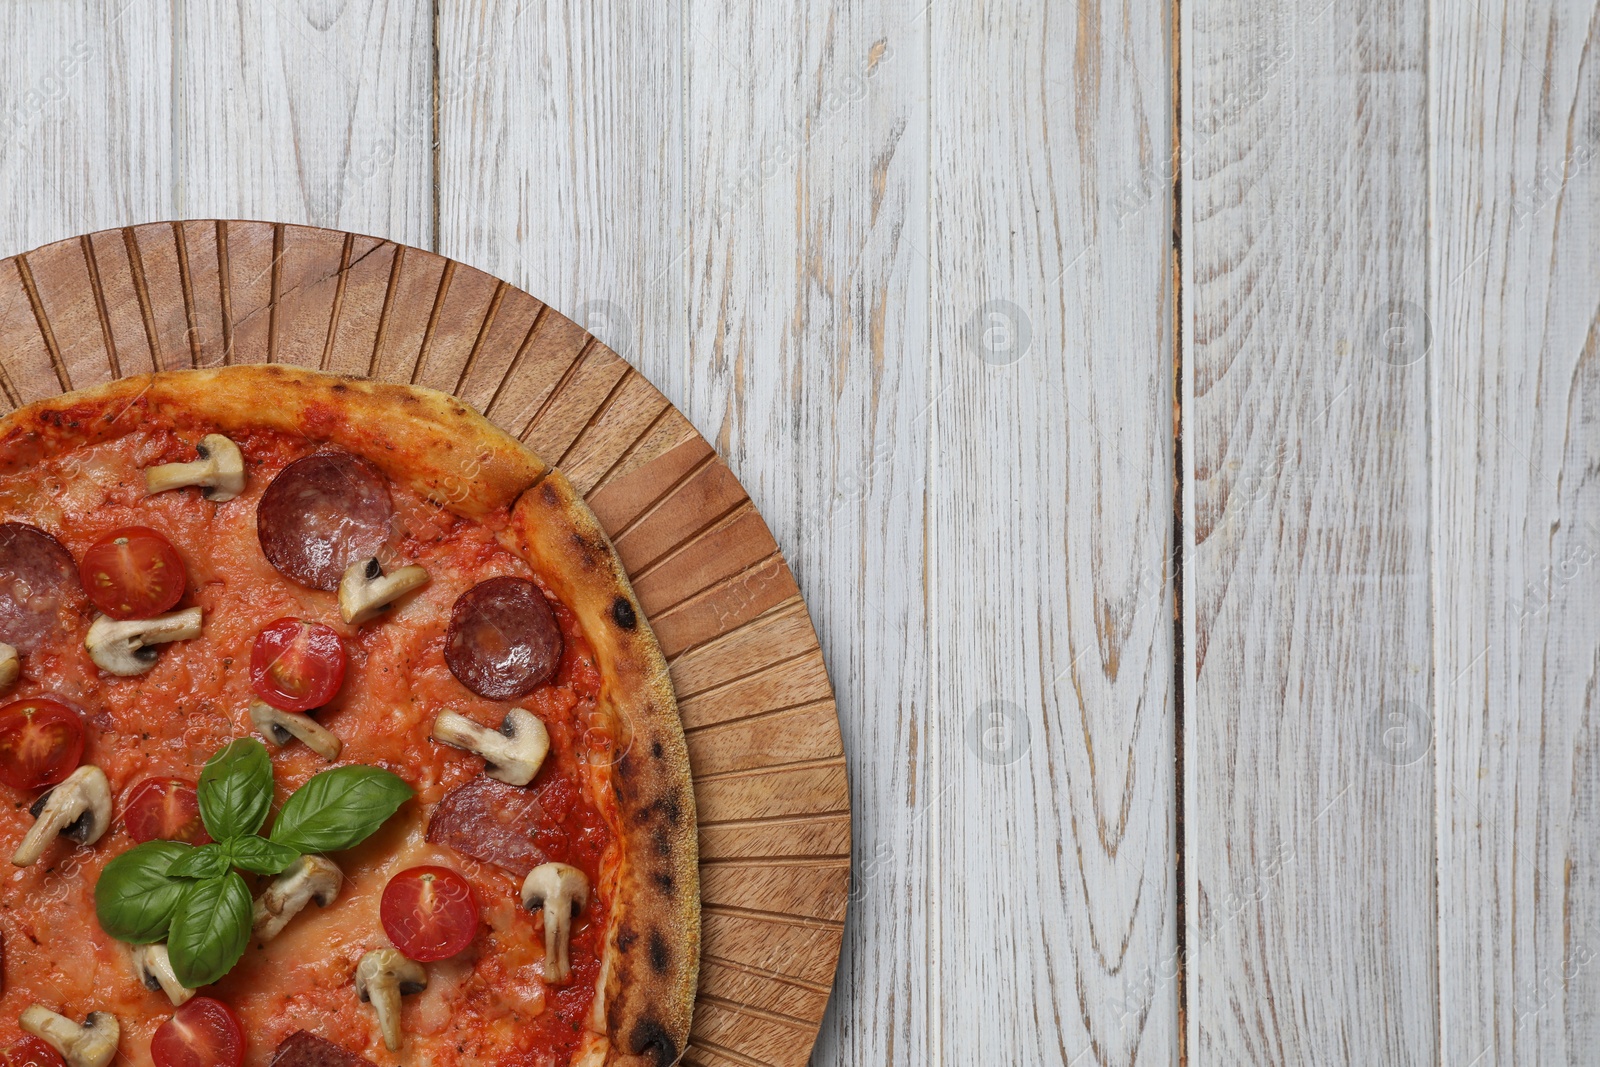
[0,220,849,1067]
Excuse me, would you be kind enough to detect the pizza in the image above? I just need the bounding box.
[0,366,698,1067]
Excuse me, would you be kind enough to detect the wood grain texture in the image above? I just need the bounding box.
[1433,1,1600,1061]
[0,222,849,1066]
[929,2,1177,1064]
[0,2,172,259]
[1182,0,1436,1061]
[677,4,936,1065]
[172,0,432,246]
[434,0,685,403]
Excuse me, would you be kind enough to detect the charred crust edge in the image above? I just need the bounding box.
[628,1018,679,1067]
[469,439,704,1062]
[647,929,670,973]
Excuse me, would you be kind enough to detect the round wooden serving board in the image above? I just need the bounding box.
[0,221,849,1067]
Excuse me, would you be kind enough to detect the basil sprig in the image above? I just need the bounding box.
[270,766,415,853]
[94,738,413,989]
[95,840,191,943]
[197,738,274,840]
[226,835,301,875]
[167,872,254,988]
[167,843,232,880]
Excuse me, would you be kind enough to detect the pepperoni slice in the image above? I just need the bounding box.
[257,453,394,591]
[0,523,78,652]
[269,1032,375,1067]
[426,776,550,877]
[445,576,563,699]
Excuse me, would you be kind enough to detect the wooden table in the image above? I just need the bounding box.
[1,1,1594,1063]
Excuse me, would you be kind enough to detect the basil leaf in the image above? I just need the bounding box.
[198,738,274,841]
[94,841,193,944]
[225,835,300,875]
[269,766,413,854]
[168,842,232,880]
[167,871,253,989]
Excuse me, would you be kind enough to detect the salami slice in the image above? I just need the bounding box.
[445,576,563,698]
[257,453,394,591]
[270,1031,376,1067]
[426,775,551,877]
[0,522,79,651]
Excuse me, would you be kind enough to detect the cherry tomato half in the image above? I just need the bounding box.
[0,1038,66,1067]
[78,526,186,620]
[0,697,84,792]
[250,618,347,712]
[380,865,479,962]
[150,997,244,1067]
[124,777,210,845]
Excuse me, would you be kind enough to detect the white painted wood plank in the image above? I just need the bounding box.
[435,0,685,403]
[0,0,172,258]
[1433,1,1600,1061]
[172,0,432,247]
[1182,1,1435,1060]
[929,1,1176,1063]
[682,7,930,1066]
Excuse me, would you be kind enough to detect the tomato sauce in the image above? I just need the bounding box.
[0,427,615,1067]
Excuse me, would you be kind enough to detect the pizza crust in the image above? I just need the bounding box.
[0,366,545,518]
[509,471,700,1067]
[0,365,699,1067]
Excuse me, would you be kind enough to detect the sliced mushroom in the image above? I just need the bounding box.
[130,943,192,1007]
[252,855,342,941]
[19,1005,119,1067]
[354,948,428,1052]
[338,557,429,626]
[85,608,203,677]
[13,765,112,867]
[521,862,590,982]
[144,434,246,502]
[0,643,17,693]
[431,708,550,787]
[249,700,343,761]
